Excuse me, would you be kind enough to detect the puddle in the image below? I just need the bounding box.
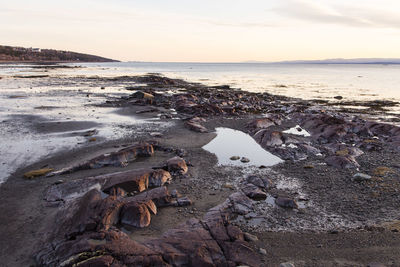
[202,127,283,167]
[283,125,311,137]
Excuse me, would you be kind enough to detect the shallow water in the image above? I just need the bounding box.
[202,127,283,167]
[0,75,172,184]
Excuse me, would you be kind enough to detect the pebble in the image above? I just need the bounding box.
[223,183,234,190]
[280,262,295,267]
[149,132,163,137]
[353,173,372,182]
[259,248,267,255]
[244,232,258,242]
[230,156,240,160]
[241,157,250,163]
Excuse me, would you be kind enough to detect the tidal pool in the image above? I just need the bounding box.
[202,127,283,167]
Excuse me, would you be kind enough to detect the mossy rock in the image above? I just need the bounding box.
[23,168,54,179]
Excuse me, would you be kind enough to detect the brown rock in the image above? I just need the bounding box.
[242,184,267,201]
[254,129,284,147]
[247,118,275,130]
[120,201,152,228]
[148,169,172,187]
[102,168,171,194]
[109,187,127,197]
[185,120,208,133]
[325,155,359,169]
[124,186,173,207]
[166,156,188,174]
[132,91,154,99]
[48,142,154,176]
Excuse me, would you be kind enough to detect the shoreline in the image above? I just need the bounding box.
[0,74,400,266]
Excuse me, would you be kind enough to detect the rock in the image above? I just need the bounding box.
[36,190,262,267]
[230,156,240,160]
[120,201,152,228]
[109,187,127,197]
[184,120,208,133]
[48,142,154,176]
[275,197,298,209]
[303,164,314,169]
[74,255,114,266]
[229,192,254,215]
[242,184,267,201]
[353,173,372,182]
[148,169,172,187]
[149,132,163,137]
[259,248,267,255]
[132,91,154,100]
[325,155,359,169]
[124,186,173,207]
[241,157,250,163]
[223,183,235,190]
[175,197,192,207]
[24,168,54,179]
[254,130,284,147]
[166,156,188,174]
[244,232,258,242]
[102,168,170,194]
[247,175,272,190]
[170,189,180,198]
[334,95,343,100]
[280,262,295,267]
[53,189,103,238]
[247,118,275,130]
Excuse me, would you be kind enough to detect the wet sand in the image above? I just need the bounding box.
[0,74,400,266]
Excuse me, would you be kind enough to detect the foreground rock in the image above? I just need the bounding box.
[48,142,155,176]
[45,168,172,203]
[36,189,261,266]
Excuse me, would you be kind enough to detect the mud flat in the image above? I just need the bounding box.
[0,74,400,266]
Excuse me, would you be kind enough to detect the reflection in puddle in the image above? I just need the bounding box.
[283,125,311,137]
[202,128,283,167]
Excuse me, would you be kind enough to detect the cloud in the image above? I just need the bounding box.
[275,0,400,29]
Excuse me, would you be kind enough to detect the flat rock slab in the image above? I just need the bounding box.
[45,168,172,203]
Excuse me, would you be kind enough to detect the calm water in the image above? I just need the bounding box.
[202,127,283,167]
[1,62,400,102]
[74,62,400,103]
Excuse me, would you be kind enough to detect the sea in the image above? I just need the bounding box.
[0,62,399,184]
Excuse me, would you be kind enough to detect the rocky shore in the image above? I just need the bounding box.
[0,74,400,266]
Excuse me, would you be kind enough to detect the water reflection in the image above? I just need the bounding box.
[202,127,283,167]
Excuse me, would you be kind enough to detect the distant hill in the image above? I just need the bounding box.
[241,58,400,64]
[277,58,400,64]
[0,45,118,63]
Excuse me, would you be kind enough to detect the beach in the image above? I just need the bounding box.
[0,65,400,266]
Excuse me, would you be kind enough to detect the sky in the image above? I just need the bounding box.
[1,0,400,62]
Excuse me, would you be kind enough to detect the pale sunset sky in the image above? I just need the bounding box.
[1,0,400,62]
